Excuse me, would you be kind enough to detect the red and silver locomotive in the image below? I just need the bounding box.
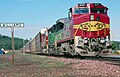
[52,3,111,57]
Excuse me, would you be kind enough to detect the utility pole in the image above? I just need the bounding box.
[0,34,1,49]
[22,39,24,53]
[11,27,14,65]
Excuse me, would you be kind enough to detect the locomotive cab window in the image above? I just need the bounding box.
[74,8,89,14]
[68,8,72,19]
[55,22,64,31]
[91,8,107,14]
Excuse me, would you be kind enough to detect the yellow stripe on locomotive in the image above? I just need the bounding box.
[74,21,110,31]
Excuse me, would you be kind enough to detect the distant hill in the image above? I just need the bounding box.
[0,34,29,50]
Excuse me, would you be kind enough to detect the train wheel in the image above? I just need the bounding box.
[95,48,102,57]
[75,52,85,59]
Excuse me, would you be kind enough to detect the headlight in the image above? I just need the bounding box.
[100,40,105,43]
[106,42,110,46]
[90,15,94,20]
[84,40,88,43]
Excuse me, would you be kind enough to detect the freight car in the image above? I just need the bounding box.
[40,28,48,54]
[30,38,36,54]
[35,32,41,52]
[24,42,31,53]
[23,3,112,57]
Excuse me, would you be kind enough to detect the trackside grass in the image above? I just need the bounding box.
[0,51,120,77]
[0,51,68,77]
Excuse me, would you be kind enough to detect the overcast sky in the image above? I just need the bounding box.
[0,0,120,41]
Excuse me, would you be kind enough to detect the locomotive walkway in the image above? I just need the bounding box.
[0,51,120,77]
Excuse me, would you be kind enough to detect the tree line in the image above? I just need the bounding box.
[0,34,29,50]
[0,34,120,50]
[112,41,120,50]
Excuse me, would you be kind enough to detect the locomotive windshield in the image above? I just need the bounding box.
[91,8,107,14]
[74,8,89,14]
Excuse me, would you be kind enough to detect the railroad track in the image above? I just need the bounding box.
[84,56,120,61]
[30,52,120,66]
[36,52,120,61]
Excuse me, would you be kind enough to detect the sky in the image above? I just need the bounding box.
[0,0,120,41]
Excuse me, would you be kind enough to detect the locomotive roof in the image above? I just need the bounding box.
[56,18,68,23]
[71,3,107,9]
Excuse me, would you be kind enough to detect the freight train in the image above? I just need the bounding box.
[22,3,112,57]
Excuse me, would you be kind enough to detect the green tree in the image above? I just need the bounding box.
[111,43,116,50]
[0,34,29,50]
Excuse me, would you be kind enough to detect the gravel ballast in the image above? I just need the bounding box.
[0,51,120,77]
